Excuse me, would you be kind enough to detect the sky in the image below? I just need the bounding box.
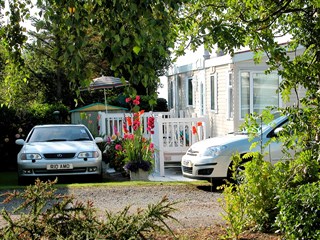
[157,47,204,100]
[157,76,168,100]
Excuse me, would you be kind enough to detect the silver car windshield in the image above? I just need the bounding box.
[233,112,285,135]
[27,126,93,143]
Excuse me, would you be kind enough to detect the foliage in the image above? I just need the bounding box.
[218,154,247,240]
[103,133,127,176]
[220,112,320,238]
[0,60,36,108]
[0,0,30,65]
[239,110,277,151]
[0,178,179,239]
[220,152,280,239]
[178,1,320,187]
[116,96,155,173]
[26,102,70,124]
[100,196,178,239]
[0,178,101,239]
[275,181,320,240]
[2,0,187,106]
[153,98,169,112]
[239,153,279,232]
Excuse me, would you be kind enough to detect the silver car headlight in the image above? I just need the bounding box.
[78,151,99,158]
[21,153,42,160]
[200,145,227,157]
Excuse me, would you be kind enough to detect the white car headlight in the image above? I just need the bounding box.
[21,153,42,160]
[201,145,227,157]
[78,151,99,158]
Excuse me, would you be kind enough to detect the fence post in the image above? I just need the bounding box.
[153,115,165,176]
[204,115,210,139]
[98,111,106,137]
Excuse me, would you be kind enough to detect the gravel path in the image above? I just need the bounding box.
[0,184,224,229]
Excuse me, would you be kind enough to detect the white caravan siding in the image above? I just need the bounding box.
[167,46,306,139]
[204,65,234,137]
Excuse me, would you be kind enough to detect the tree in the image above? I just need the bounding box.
[1,0,186,107]
[177,0,320,159]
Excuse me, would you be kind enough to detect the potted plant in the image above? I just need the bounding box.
[103,133,128,177]
[117,95,155,180]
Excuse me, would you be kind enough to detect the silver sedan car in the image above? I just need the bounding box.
[16,124,103,184]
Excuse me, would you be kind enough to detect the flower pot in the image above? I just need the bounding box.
[130,169,149,181]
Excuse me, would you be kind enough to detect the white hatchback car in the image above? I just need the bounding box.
[16,124,103,184]
[181,114,289,181]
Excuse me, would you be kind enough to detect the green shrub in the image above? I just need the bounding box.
[27,102,70,124]
[0,179,178,239]
[221,149,320,238]
[0,179,100,239]
[240,152,280,232]
[219,189,247,239]
[275,181,320,239]
[218,154,247,240]
[100,196,178,239]
[153,98,169,112]
[220,152,280,239]
[220,110,320,238]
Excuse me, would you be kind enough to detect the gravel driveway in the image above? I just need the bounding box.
[0,184,224,229]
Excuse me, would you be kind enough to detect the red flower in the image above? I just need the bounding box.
[132,96,140,106]
[139,110,145,115]
[125,97,132,103]
[123,123,129,133]
[126,116,132,126]
[124,133,134,140]
[192,126,197,134]
[133,99,140,105]
[149,142,154,151]
[147,116,155,134]
[115,144,122,151]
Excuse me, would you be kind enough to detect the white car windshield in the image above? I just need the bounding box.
[27,126,93,143]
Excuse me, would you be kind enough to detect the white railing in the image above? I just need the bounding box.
[98,111,174,137]
[98,111,209,176]
[152,114,209,176]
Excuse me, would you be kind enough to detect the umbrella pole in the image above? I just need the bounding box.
[104,89,108,113]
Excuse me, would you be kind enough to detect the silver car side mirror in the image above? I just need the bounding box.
[15,139,25,145]
[95,137,104,143]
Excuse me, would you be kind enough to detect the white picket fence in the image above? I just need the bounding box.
[98,111,209,176]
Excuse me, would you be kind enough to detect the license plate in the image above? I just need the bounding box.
[47,163,73,170]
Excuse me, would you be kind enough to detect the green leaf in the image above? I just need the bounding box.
[123,38,129,46]
[133,46,141,55]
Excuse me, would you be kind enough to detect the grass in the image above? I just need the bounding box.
[0,171,210,189]
[0,171,20,189]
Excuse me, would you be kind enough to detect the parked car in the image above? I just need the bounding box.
[15,124,103,184]
[181,114,290,181]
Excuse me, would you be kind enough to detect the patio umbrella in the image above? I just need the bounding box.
[87,75,128,113]
[69,103,127,112]
[89,75,127,90]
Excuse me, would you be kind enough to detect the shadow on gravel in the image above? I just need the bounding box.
[197,185,223,193]
[196,179,226,193]
[34,174,129,185]
[0,169,134,187]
